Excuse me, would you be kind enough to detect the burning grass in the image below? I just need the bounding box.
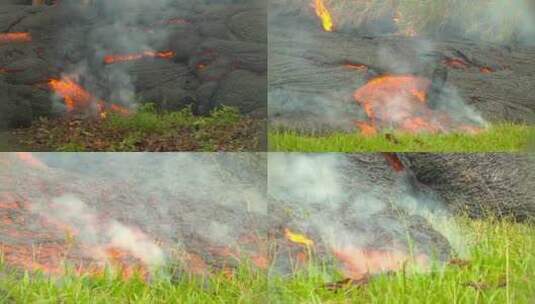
[269,123,535,152]
[8,105,263,151]
[1,218,533,303]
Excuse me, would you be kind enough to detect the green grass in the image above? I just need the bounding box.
[269,123,535,152]
[271,218,535,303]
[1,218,533,303]
[10,104,263,152]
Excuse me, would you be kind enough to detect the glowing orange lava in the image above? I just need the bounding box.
[103,50,176,65]
[313,0,334,32]
[48,77,130,117]
[0,32,32,43]
[332,247,429,280]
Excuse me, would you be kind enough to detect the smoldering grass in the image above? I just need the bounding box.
[269,123,534,152]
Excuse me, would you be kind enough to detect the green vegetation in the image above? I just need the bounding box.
[269,123,535,152]
[9,104,263,152]
[271,218,535,303]
[1,218,534,303]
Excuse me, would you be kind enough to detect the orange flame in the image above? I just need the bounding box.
[0,32,32,43]
[314,0,334,32]
[103,50,176,65]
[284,228,314,247]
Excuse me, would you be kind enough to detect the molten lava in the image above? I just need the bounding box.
[48,77,129,117]
[284,228,314,247]
[382,153,405,172]
[103,50,176,65]
[353,74,482,134]
[313,0,334,32]
[332,247,429,280]
[49,77,94,111]
[0,32,32,43]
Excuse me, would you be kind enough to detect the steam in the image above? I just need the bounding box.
[6,152,267,274]
[31,194,165,268]
[54,0,177,109]
[268,0,491,132]
[268,153,468,264]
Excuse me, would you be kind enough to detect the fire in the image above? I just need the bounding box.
[0,32,32,43]
[48,77,130,117]
[332,247,429,280]
[284,228,314,247]
[313,0,334,32]
[103,50,176,65]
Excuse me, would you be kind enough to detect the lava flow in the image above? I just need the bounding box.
[48,77,129,117]
[103,50,176,65]
[0,32,32,43]
[313,0,334,32]
[332,247,429,280]
[353,74,481,134]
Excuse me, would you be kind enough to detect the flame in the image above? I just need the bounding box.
[103,50,176,65]
[0,32,32,43]
[48,77,129,117]
[313,0,334,32]
[284,228,314,247]
[332,247,429,280]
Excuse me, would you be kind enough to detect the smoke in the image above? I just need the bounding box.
[54,0,177,109]
[268,0,490,132]
[5,152,268,274]
[268,153,467,269]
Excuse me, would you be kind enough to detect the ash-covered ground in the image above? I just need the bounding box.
[1,152,532,279]
[0,0,266,130]
[269,0,535,133]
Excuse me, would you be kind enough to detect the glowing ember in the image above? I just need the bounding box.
[284,228,314,247]
[0,32,32,43]
[313,0,334,32]
[480,67,494,74]
[382,153,405,172]
[332,247,429,280]
[163,18,191,25]
[443,58,469,69]
[344,62,368,72]
[103,50,176,65]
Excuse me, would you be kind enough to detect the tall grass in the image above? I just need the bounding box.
[1,218,533,303]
